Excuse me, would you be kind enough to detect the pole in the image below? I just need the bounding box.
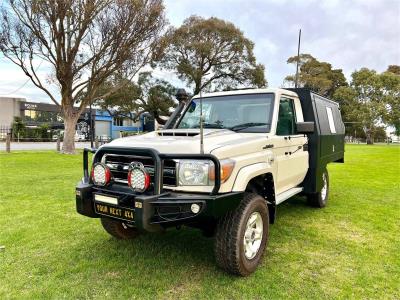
[6,133,11,153]
[295,29,302,88]
[199,89,204,154]
[56,136,61,152]
[89,102,94,148]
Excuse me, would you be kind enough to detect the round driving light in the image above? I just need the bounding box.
[128,163,150,193]
[91,163,111,186]
[190,203,201,214]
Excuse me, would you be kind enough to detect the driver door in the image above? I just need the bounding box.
[273,97,308,194]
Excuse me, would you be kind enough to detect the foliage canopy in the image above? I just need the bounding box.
[156,16,267,95]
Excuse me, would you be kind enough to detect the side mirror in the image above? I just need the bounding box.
[188,101,196,113]
[296,122,314,134]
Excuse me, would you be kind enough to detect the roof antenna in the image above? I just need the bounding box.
[295,28,302,88]
[199,86,204,154]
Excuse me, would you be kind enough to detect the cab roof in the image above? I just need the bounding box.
[191,88,298,99]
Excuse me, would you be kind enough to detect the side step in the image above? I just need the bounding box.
[275,187,303,205]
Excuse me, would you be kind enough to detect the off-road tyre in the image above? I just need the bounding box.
[307,168,330,208]
[101,218,140,239]
[214,193,269,276]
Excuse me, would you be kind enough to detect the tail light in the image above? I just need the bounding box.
[91,163,112,186]
[128,162,150,193]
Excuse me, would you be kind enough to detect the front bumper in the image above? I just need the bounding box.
[76,181,243,232]
[77,147,243,232]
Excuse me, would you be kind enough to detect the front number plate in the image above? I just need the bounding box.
[94,203,135,222]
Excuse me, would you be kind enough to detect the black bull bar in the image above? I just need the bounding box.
[82,146,221,195]
[77,147,243,232]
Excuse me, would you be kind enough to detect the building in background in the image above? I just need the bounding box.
[0,96,152,140]
[0,97,25,126]
[94,110,144,139]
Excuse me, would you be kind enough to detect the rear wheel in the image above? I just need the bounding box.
[214,193,269,276]
[100,218,140,239]
[307,168,329,208]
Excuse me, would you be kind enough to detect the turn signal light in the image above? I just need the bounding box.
[209,159,235,183]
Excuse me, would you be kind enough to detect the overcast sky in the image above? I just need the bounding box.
[0,0,399,103]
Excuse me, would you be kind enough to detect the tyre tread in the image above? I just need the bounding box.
[214,193,267,276]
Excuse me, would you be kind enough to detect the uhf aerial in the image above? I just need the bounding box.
[295,29,302,88]
[199,82,204,154]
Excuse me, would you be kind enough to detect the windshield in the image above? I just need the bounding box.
[177,93,274,133]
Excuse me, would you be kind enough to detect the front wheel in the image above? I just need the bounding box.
[214,193,269,276]
[307,168,329,208]
[100,218,140,239]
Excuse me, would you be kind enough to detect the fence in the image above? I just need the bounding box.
[0,126,12,141]
[345,136,393,144]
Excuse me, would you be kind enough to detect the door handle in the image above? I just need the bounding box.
[263,144,274,149]
[285,152,292,155]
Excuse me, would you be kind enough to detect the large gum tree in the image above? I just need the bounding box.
[0,0,166,153]
[156,16,267,95]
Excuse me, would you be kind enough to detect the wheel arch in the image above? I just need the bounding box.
[231,163,277,223]
[245,173,276,224]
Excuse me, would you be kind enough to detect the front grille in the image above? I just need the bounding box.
[101,154,177,187]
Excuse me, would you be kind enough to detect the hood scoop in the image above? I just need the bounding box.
[157,131,199,137]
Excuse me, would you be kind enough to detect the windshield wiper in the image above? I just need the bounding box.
[193,122,224,129]
[229,122,269,132]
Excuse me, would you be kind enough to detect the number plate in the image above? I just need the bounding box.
[94,202,135,222]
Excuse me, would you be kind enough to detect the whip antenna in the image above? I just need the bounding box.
[199,88,204,154]
[295,28,302,88]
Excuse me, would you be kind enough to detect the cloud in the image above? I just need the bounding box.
[165,0,400,86]
[0,56,59,103]
[0,0,399,102]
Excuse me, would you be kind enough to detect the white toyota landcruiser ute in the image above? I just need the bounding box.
[76,88,345,276]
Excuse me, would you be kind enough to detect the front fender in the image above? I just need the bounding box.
[231,162,276,192]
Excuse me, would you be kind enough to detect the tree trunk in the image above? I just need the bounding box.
[62,114,79,154]
[366,130,374,145]
[363,126,374,145]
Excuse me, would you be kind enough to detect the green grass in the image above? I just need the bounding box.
[0,145,399,299]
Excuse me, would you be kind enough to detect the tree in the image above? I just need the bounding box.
[386,65,400,75]
[96,72,176,124]
[333,68,400,144]
[0,0,166,153]
[11,116,25,139]
[285,54,347,97]
[382,66,400,136]
[156,16,267,95]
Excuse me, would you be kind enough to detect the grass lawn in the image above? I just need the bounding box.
[0,144,399,299]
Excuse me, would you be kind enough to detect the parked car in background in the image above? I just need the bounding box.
[74,133,86,142]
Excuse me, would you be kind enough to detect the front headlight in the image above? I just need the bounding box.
[177,159,235,186]
[178,160,214,186]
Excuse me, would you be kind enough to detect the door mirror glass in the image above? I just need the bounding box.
[296,122,314,134]
[188,101,196,113]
